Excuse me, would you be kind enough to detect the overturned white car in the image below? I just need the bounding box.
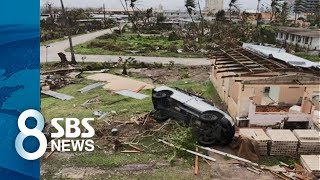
[152,86,235,147]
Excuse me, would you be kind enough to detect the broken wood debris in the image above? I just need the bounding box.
[115,90,149,100]
[120,150,141,153]
[41,90,74,100]
[197,146,258,167]
[247,167,261,175]
[93,111,108,120]
[194,147,199,175]
[158,139,216,162]
[78,82,104,93]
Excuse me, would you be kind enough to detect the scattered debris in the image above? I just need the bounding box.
[78,82,105,93]
[239,128,271,156]
[158,139,216,162]
[93,111,108,120]
[86,73,154,91]
[134,85,147,93]
[41,90,74,100]
[83,69,109,74]
[66,72,82,79]
[41,74,76,90]
[120,150,141,153]
[198,146,258,167]
[41,67,81,75]
[247,167,261,175]
[81,96,101,108]
[115,90,148,100]
[111,128,118,135]
[194,147,199,175]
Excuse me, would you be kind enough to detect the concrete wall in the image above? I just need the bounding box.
[248,101,312,126]
[278,86,304,104]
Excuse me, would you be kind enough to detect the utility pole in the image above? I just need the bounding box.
[60,0,76,64]
[103,3,106,28]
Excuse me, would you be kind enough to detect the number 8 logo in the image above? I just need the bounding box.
[15,109,47,160]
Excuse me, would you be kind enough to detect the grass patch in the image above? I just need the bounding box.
[258,156,299,166]
[69,152,162,168]
[69,33,205,58]
[295,52,320,62]
[41,78,153,121]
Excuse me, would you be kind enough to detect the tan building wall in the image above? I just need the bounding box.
[278,86,304,104]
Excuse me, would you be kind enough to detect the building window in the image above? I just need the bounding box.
[286,33,289,40]
[297,36,301,43]
[280,33,283,38]
[310,37,313,45]
[305,37,309,44]
[291,34,295,41]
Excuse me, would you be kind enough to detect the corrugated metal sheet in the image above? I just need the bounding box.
[243,43,320,68]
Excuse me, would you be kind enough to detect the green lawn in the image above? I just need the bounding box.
[69,33,205,58]
[295,52,320,62]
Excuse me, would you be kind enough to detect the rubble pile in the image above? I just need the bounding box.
[41,74,76,90]
[239,128,270,156]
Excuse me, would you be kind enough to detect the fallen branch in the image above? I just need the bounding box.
[197,146,258,167]
[158,139,216,162]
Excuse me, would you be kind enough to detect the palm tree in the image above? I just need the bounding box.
[228,0,238,21]
[185,0,198,32]
[120,0,139,32]
[60,0,76,64]
[197,0,205,35]
[270,0,280,21]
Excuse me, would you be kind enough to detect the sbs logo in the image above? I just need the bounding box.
[15,109,47,160]
[15,109,95,160]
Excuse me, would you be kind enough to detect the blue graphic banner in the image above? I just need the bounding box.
[0,0,40,179]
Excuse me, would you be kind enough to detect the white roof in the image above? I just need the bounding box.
[243,43,320,68]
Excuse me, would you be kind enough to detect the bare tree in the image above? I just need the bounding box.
[60,0,76,64]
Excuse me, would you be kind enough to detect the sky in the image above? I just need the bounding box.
[40,0,272,11]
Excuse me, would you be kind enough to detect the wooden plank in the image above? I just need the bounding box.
[198,146,258,167]
[158,139,216,162]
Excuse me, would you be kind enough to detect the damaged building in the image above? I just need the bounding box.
[210,44,320,129]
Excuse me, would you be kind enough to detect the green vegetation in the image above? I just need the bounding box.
[70,33,205,58]
[295,52,320,62]
[41,79,153,121]
[258,156,299,166]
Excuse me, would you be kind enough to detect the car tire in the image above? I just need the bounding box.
[199,112,220,123]
[152,90,172,99]
[153,110,169,122]
[196,123,217,147]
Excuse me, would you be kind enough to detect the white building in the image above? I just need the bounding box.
[205,0,224,13]
[277,27,320,51]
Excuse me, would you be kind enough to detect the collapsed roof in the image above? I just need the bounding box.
[211,46,320,79]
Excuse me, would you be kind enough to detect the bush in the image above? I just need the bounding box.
[168,31,180,41]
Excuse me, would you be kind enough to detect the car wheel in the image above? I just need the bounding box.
[152,110,169,122]
[197,123,217,147]
[152,90,172,99]
[199,112,220,123]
